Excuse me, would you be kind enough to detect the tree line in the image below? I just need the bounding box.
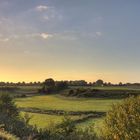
[0,79,140,87]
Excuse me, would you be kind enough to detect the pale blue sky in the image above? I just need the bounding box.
[0,0,140,83]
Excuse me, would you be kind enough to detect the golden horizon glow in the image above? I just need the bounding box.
[0,67,139,84]
[0,1,140,83]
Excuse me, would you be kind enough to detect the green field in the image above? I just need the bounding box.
[2,85,139,131]
[1,85,140,131]
[16,95,121,112]
[16,94,122,130]
[21,112,81,129]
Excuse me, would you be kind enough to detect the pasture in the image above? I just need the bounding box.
[1,85,140,132]
[16,94,121,130]
[16,94,121,111]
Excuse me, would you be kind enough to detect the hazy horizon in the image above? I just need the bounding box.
[0,0,140,83]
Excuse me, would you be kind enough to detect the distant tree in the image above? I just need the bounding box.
[126,83,131,86]
[107,82,112,86]
[103,82,108,86]
[92,82,96,86]
[67,80,87,86]
[44,78,55,87]
[119,82,123,86]
[17,82,21,86]
[42,78,55,93]
[88,82,92,86]
[95,79,104,86]
[22,81,25,86]
[55,81,68,91]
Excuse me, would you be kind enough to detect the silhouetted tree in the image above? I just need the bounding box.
[95,79,104,86]
[55,81,68,91]
[42,78,55,93]
[119,82,123,86]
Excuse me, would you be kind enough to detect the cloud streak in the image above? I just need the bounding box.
[95,32,102,37]
[36,5,48,12]
[0,32,53,42]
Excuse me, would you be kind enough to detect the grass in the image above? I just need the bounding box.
[15,86,139,131]
[17,94,121,130]
[21,112,81,129]
[21,111,104,135]
[77,117,104,134]
[16,95,121,112]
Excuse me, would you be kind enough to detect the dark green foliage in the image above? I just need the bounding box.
[36,116,98,140]
[0,94,19,117]
[57,115,76,136]
[0,94,98,140]
[102,96,140,140]
[64,88,140,99]
[41,79,68,94]
[95,80,104,86]
[44,78,55,88]
[41,78,56,93]
[55,81,68,91]
[68,89,74,95]
[0,94,37,139]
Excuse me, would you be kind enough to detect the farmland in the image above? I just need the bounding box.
[16,94,121,112]
[14,86,124,130]
[1,85,140,134]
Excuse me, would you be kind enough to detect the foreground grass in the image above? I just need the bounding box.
[16,95,121,112]
[21,112,81,129]
[21,111,104,136]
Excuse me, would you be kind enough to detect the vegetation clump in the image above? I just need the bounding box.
[102,96,140,140]
[0,94,37,139]
[40,78,68,94]
[64,88,140,99]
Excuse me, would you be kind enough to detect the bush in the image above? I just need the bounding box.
[0,129,19,140]
[36,115,98,140]
[102,96,140,140]
[0,94,37,139]
[0,94,19,117]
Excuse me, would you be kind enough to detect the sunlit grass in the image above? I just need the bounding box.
[16,95,121,112]
[21,112,81,129]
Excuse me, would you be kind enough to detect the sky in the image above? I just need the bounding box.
[0,0,140,83]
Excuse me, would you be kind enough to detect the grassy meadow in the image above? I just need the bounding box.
[1,85,140,134]
[16,95,121,112]
[15,89,122,130]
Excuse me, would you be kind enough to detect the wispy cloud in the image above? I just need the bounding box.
[95,32,102,37]
[36,5,48,12]
[0,38,9,42]
[24,33,53,40]
[0,32,53,42]
[40,33,53,39]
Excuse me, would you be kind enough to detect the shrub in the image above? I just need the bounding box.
[102,96,140,140]
[0,129,19,140]
[35,115,98,140]
[0,94,37,139]
[0,94,19,117]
